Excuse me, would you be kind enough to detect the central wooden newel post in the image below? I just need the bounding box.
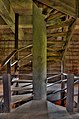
[33,3,47,100]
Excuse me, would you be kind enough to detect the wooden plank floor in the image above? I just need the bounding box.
[0,101,79,119]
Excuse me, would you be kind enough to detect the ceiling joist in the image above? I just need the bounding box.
[36,0,76,18]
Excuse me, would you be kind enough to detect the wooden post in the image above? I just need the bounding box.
[78,79,79,112]
[61,61,65,106]
[77,0,79,112]
[3,74,11,112]
[76,0,79,17]
[14,13,19,94]
[33,3,47,100]
[61,75,65,106]
[7,60,11,74]
[15,13,19,72]
[66,74,74,113]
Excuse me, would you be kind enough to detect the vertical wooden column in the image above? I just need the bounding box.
[14,13,19,94]
[76,0,79,17]
[3,74,11,112]
[78,79,79,112]
[7,60,11,74]
[66,74,74,113]
[33,3,47,100]
[76,0,79,112]
[61,75,65,106]
[15,13,19,72]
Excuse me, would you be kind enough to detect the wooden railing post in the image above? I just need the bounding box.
[61,74,65,106]
[3,74,11,112]
[66,74,74,113]
[78,79,79,112]
[61,61,65,106]
[7,60,11,74]
[15,13,19,72]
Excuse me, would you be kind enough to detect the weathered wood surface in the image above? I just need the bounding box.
[33,3,47,100]
[0,0,79,76]
[15,13,19,72]
[0,0,25,40]
[66,74,74,113]
[36,0,76,17]
[3,74,11,112]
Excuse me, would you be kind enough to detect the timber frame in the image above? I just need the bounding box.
[0,0,79,75]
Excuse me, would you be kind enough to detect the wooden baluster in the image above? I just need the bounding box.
[66,74,74,113]
[3,74,11,112]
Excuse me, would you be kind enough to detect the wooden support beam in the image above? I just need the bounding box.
[0,24,33,29]
[33,3,47,100]
[66,74,74,113]
[0,0,25,40]
[3,74,11,112]
[78,79,79,112]
[76,0,79,17]
[62,19,76,60]
[14,13,19,94]
[15,13,19,72]
[7,61,11,74]
[60,61,65,106]
[36,0,76,18]
[10,0,32,15]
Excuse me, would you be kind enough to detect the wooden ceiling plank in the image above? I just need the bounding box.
[10,0,32,15]
[36,0,76,17]
[0,24,33,29]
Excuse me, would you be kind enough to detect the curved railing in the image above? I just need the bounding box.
[0,72,79,113]
[1,44,32,68]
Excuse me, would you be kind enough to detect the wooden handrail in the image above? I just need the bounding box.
[17,44,32,52]
[1,50,17,67]
[1,44,32,68]
[47,73,61,80]
[18,54,32,62]
[11,54,32,67]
